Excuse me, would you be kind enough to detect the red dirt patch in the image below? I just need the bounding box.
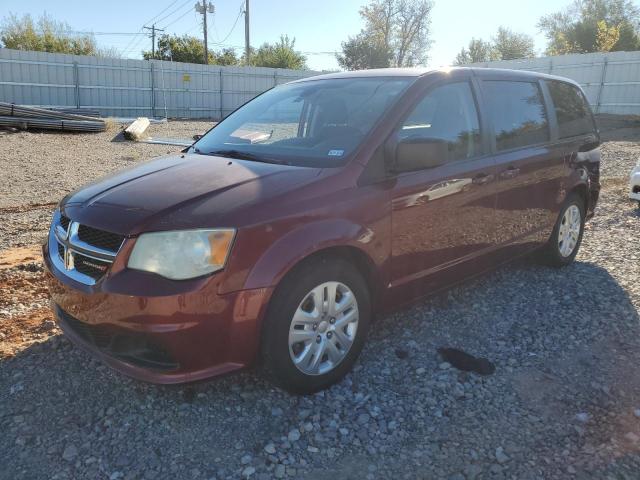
[0,245,42,270]
[0,308,56,358]
[0,244,53,359]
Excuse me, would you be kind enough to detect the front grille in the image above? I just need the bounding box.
[56,305,178,371]
[78,224,124,253]
[74,254,111,280]
[59,215,70,232]
[52,213,125,284]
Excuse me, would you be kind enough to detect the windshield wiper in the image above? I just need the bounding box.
[197,148,287,165]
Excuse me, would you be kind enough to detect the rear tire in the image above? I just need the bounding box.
[538,192,585,267]
[261,257,371,394]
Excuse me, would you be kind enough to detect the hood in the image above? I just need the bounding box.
[61,153,323,235]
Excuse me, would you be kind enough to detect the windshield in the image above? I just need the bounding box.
[191,77,412,167]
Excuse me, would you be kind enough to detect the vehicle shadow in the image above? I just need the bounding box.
[1,258,639,479]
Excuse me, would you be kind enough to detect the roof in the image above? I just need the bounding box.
[289,66,582,88]
[289,68,440,83]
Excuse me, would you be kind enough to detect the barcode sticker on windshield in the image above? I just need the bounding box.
[328,149,344,157]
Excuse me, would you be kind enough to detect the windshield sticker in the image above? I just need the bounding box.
[328,149,345,157]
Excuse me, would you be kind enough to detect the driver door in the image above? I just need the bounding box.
[389,79,499,301]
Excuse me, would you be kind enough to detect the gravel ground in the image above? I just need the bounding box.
[0,121,212,250]
[0,118,639,480]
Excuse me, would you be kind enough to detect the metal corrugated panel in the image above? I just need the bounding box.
[468,50,640,115]
[0,48,318,119]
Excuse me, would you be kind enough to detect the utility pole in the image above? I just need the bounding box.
[244,0,250,63]
[143,24,164,59]
[195,1,215,64]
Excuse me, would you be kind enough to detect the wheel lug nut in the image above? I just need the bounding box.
[330,318,335,324]
[316,335,321,343]
[327,332,333,339]
[312,324,317,330]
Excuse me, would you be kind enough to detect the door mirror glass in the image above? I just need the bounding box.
[395,138,448,172]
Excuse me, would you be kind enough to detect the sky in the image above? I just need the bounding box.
[1,0,572,70]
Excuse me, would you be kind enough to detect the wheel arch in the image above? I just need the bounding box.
[279,245,383,309]
[569,182,589,212]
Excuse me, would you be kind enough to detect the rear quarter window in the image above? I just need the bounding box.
[547,80,595,138]
[482,80,549,152]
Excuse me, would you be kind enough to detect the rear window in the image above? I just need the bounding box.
[547,81,594,138]
[482,81,549,152]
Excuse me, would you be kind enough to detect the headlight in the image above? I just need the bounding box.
[128,229,235,280]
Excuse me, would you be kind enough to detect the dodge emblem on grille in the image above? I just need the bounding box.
[64,248,75,270]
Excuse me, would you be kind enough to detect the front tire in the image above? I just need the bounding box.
[261,257,371,394]
[539,192,585,267]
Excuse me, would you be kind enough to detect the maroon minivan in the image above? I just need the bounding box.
[44,68,600,393]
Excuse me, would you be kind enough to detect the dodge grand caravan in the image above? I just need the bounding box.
[44,68,600,393]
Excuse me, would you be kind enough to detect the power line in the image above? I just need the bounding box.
[121,0,191,57]
[143,0,182,26]
[161,6,196,30]
[154,0,193,26]
[119,32,147,57]
[61,30,142,36]
[210,7,243,46]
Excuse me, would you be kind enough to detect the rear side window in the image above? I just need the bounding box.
[398,81,482,163]
[482,81,549,151]
[547,81,594,138]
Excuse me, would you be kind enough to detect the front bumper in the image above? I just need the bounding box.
[43,241,273,384]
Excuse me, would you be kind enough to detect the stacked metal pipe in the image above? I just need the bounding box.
[0,102,106,132]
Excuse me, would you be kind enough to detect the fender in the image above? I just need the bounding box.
[241,218,382,292]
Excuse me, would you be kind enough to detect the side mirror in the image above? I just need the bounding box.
[392,137,449,172]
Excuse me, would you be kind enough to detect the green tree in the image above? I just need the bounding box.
[338,0,434,69]
[492,27,536,60]
[453,28,534,65]
[247,35,307,69]
[143,34,239,65]
[614,20,640,50]
[336,33,392,70]
[538,0,640,54]
[0,13,115,56]
[214,47,239,66]
[453,38,497,65]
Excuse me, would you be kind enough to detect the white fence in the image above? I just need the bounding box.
[468,50,640,115]
[0,48,318,119]
[3,48,639,118]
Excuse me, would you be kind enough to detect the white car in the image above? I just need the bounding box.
[631,162,640,206]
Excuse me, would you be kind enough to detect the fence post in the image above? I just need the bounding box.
[595,57,608,114]
[219,68,224,120]
[150,62,156,119]
[73,61,80,109]
[273,70,278,87]
[548,59,553,75]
